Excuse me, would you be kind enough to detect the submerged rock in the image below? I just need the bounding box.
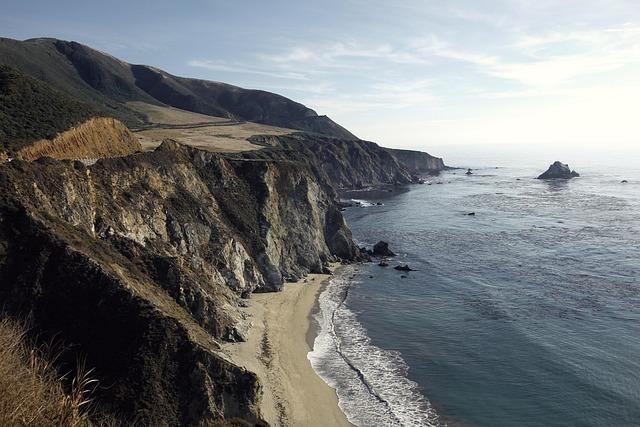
[537,161,580,179]
[373,241,396,257]
[394,264,415,271]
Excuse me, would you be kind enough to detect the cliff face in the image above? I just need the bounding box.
[247,133,445,190]
[0,140,360,425]
[16,117,141,161]
[386,147,445,174]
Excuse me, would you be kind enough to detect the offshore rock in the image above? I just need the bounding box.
[537,161,580,179]
[373,241,395,257]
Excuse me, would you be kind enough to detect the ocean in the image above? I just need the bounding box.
[308,145,640,427]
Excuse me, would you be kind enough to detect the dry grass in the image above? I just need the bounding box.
[135,123,288,153]
[16,117,141,161]
[0,318,98,426]
[128,101,292,153]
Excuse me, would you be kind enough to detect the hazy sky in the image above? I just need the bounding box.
[3,0,640,151]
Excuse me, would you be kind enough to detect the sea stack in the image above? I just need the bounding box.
[373,241,396,257]
[537,161,580,179]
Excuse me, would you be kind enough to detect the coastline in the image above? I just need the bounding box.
[223,265,352,427]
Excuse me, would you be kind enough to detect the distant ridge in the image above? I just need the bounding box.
[0,37,357,139]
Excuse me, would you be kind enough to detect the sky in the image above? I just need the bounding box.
[2,0,640,153]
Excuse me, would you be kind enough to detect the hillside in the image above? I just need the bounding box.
[0,65,96,153]
[129,101,293,153]
[0,37,356,139]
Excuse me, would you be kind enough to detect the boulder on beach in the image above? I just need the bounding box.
[537,161,580,179]
[373,241,395,257]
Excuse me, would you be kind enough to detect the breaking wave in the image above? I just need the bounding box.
[308,267,439,426]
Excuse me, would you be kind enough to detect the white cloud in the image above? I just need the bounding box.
[187,59,310,80]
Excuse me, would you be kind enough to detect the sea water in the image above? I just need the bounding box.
[309,145,640,426]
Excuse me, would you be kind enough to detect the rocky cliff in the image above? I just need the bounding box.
[246,133,445,190]
[386,147,446,175]
[16,117,141,161]
[0,140,361,425]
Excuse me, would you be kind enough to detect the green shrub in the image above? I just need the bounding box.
[0,65,96,153]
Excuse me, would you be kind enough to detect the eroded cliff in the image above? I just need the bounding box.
[0,140,361,425]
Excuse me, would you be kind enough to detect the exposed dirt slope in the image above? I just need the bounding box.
[17,117,140,161]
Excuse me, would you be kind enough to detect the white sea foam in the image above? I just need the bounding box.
[351,199,376,207]
[308,267,439,427]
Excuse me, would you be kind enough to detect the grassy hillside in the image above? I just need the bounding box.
[0,65,96,153]
[0,37,357,138]
[0,318,94,426]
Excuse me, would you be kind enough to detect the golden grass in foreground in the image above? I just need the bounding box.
[0,318,97,426]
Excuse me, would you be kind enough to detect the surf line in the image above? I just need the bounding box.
[327,274,402,424]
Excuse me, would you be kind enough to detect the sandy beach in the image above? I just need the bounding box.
[223,267,352,427]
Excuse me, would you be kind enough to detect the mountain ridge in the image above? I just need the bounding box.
[0,37,356,139]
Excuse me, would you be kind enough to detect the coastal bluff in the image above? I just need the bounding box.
[0,140,364,425]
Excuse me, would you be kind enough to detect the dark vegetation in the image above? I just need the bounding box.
[0,65,96,153]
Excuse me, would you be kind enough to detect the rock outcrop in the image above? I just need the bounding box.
[16,117,140,161]
[537,161,580,179]
[0,140,362,425]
